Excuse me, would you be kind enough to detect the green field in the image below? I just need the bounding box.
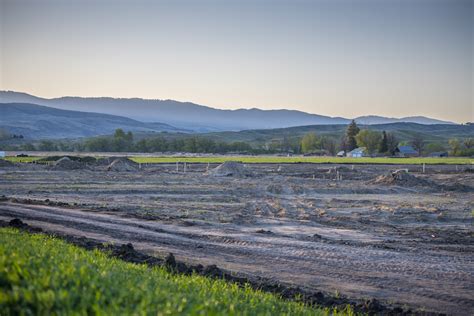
[4,156,41,163]
[5,156,474,165]
[4,155,472,165]
[130,156,472,165]
[0,228,352,315]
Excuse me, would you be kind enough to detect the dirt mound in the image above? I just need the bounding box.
[464,167,474,173]
[106,158,138,172]
[327,166,353,173]
[207,161,253,177]
[369,169,433,187]
[0,159,14,167]
[51,157,85,170]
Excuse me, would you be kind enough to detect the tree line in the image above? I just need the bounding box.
[3,124,473,157]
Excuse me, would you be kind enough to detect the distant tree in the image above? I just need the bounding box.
[448,138,461,156]
[38,140,57,151]
[114,128,126,138]
[301,133,320,153]
[112,129,134,152]
[281,135,293,153]
[345,120,360,151]
[355,129,382,154]
[424,143,446,154]
[85,137,111,152]
[379,131,389,154]
[410,135,425,155]
[463,138,474,149]
[386,133,398,155]
[21,143,36,151]
[320,136,336,155]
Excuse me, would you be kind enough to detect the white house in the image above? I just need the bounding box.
[0,151,5,158]
[346,147,367,158]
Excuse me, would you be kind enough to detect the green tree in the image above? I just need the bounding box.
[112,129,134,152]
[410,135,425,155]
[355,129,382,154]
[38,140,57,151]
[448,138,461,156]
[301,133,319,153]
[21,143,36,151]
[424,143,446,154]
[84,137,111,152]
[320,136,336,155]
[379,131,388,153]
[345,120,360,151]
[114,129,126,138]
[386,133,398,156]
[463,138,474,149]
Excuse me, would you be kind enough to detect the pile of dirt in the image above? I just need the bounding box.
[0,159,14,167]
[369,169,433,187]
[327,166,352,173]
[106,158,139,172]
[207,161,253,177]
[464,167,474,173]
[51,157,85,170]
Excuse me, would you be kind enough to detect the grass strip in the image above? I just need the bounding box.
[0,227,353,315]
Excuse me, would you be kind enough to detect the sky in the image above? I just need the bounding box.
[0,0,472,122]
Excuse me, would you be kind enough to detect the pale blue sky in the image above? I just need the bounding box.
[1,0,472,122]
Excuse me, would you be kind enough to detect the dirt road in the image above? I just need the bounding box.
[1,200,472,314]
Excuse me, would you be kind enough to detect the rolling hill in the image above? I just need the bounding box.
[139,122,473,146]
[0,91,454,131]
[0,103,182,139]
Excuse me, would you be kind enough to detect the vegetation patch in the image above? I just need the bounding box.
[131,156,472,165]
[0,227,348,315]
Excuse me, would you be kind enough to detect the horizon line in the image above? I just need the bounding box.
[0,89,459,124]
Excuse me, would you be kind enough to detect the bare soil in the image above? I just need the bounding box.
[0,162,473,315]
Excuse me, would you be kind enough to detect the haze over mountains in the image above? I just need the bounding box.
[0,91,454,134]
[0,103,180,139]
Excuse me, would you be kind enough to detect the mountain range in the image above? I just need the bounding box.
[0,91,454,133]
[0,103,181,139]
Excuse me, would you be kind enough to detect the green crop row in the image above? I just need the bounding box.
[0,228,353,315]
[130,156,472,165]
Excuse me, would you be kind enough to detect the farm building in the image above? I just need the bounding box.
[346,147,368,158]
[395,146,418,157]
[428,151,448,158]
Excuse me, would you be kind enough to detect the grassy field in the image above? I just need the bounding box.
[4,155,472,165]
[4,156,42,163]
[130,156,472,165]
[0,228,351,315]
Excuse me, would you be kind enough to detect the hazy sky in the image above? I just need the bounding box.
[1,0,472,122]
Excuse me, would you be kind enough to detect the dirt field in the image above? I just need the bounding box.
[0,161,473,314]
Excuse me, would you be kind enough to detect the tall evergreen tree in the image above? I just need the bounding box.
[345,120,360,151]
[379,131,388,153]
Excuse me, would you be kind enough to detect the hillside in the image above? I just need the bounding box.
[0,91,454,131]
[0,103,181,139]
[139,122,473,146]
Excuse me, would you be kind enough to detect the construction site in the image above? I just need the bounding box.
[0,157,473,314]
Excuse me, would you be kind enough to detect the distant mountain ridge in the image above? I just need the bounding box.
[0,91,454,131]
[0,102,182,139]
